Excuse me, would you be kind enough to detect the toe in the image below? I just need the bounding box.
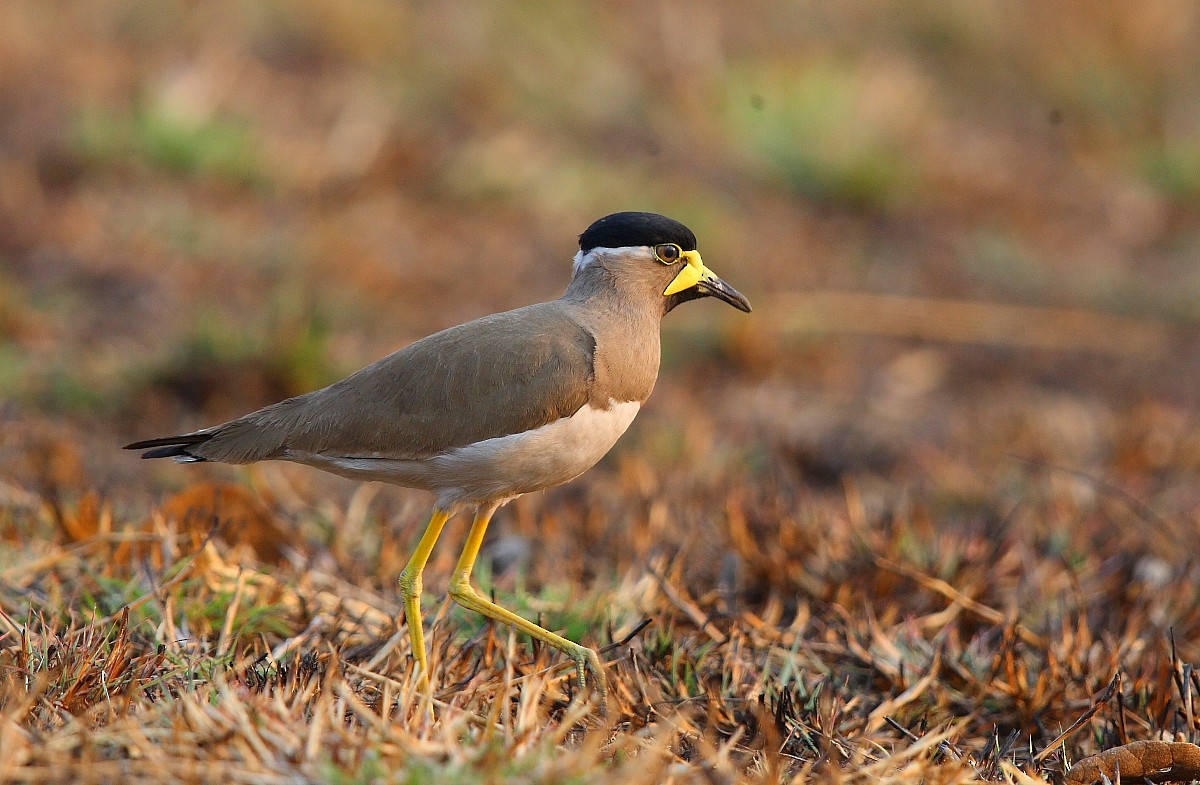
[584,648,608,703]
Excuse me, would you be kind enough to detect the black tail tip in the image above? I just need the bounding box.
[137,445,205,461]
[124,433,211,461]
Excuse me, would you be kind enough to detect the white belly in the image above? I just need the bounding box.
[292,400,641,508]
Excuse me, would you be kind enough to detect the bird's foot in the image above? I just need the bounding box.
[570,644,608,709]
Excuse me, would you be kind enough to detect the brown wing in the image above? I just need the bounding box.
[147,302,596,465]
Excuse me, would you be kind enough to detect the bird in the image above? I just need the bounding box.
[125,211,751,700]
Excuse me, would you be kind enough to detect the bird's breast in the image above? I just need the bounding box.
[427,398,641,503]
[588,324,661,407]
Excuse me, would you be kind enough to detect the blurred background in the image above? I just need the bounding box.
[2,1,1199,578]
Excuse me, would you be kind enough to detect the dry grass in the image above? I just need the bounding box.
[5,398,1200,784]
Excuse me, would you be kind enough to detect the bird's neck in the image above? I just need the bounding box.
[561,263,663,405]
[562,262,667,321]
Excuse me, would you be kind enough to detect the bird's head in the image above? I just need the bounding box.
[572,212,752,314]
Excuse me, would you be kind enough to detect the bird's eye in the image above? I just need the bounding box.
[654,244,682,264]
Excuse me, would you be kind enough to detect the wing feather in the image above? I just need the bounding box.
[166,303,596,465]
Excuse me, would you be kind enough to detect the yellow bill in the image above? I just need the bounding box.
[663,250,752,312]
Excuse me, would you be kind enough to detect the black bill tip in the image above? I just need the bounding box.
[700,276,752,313]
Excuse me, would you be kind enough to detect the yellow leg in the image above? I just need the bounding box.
[398,507,452,685]
[448,503,607,700]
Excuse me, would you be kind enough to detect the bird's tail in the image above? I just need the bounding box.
[124,432,213,462]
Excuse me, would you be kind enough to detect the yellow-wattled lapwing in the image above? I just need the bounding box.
[127,211,751,700]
